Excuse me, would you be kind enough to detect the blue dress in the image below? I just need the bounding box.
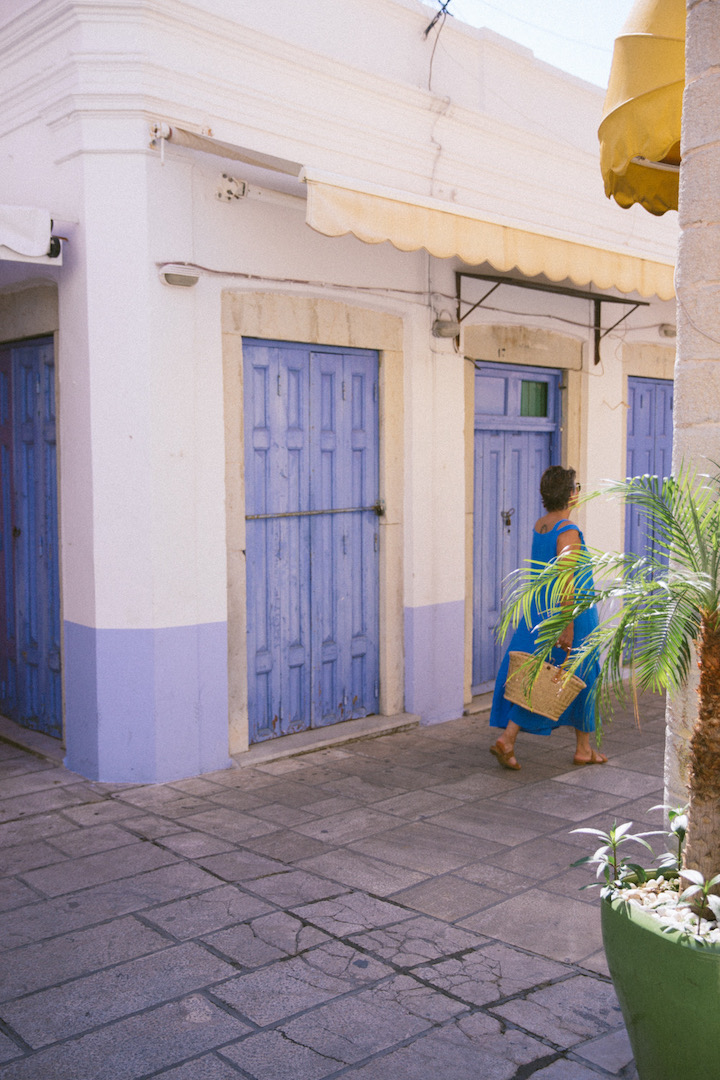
[489,520,600,736]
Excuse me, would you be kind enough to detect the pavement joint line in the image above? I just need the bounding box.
[0,698,664,1077]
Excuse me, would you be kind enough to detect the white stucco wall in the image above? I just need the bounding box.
[0,0,678,778]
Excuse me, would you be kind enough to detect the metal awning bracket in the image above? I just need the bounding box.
[456,272,650,366]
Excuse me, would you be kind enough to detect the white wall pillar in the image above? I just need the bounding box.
[403,310,466,723]
[62,150,231,782]
[665,0,720,806]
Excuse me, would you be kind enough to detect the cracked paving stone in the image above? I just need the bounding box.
[411,942,570,1007]
[242,869,350,908]
[142,884,274,939]
[276,973,466,1067]
[340,1010,552,1080]
[291,891,415,937]
[349,915,486,968]
[492,974,623,1049]
[209,940,392,1026]
[202,911,331,967]
[221,1029,347,1080]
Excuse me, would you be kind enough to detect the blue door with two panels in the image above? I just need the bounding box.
[243,339,380,742]
[0,338,61,738]
[472,363,561,693]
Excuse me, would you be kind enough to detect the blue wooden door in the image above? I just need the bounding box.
[0,339,61,737]
[472,363,560,693]
[244,339,379,742]
[625,376,674,562]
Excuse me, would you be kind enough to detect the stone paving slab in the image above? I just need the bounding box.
[3,941,238,1048]
[152,1055,245,1080]
[272,973,467,1069]
[1,863,223,948]
[348,820,504,873]
[210,940,393,1026]
[291,890,415,937]
[0,693,667,1078]
[459,887,604,964]
[349,914,486,967]
[141,884,274,939]
[19,841,179,897]
[241,868,350,908]
[202,911,331,968]
[0,915,170,1002]
[0,995,250,1080]
[389,872,507,920]
[338,1013,553,1080]
[0,812,77,849]
[492,973,623,1048]
[296,848,428,896]
[411,941,569,1007]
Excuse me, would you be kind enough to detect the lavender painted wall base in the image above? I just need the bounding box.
[404,600,465,725]
[63,621,233,783]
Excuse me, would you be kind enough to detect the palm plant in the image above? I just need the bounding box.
[500,467,720,888]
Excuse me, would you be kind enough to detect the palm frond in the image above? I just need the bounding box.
[498,466,720,731]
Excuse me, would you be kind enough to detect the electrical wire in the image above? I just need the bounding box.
[454,0,612,56]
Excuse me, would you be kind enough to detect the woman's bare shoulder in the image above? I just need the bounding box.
[534,514,559,533]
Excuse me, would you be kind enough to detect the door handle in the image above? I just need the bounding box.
[500,508,515,532]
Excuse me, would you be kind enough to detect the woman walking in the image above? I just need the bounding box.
[488,465,606,771]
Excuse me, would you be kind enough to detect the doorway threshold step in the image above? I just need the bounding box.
[465,692,493,716]
[233,712,420,767]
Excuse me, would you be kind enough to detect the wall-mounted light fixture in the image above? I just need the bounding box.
[160,264,199,287]
[432,318,460,338]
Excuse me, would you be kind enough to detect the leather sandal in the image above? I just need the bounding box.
[573,749,608,766]
[490,740,521,770]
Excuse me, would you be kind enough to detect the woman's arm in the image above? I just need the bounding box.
[556,526,582,651]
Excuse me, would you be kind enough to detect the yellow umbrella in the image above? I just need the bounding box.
[599,0,685,216]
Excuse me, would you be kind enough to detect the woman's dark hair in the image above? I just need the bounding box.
[540,465,576,511]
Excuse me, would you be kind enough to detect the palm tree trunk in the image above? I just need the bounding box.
[682,618,720,887]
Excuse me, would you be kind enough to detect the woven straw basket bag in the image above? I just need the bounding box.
[504,650,586,722]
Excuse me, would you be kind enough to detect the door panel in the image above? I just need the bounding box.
[625,376,674,563]
[244,340,379,742]
[472,364,560,694]
[0,339,61,737]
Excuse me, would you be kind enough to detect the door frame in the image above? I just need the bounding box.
[0,311,63,739]
[463,327,584,706]
[470,361,562,695]
[621,342,676,546]
[242,338,380,741]
[222,293,405,755]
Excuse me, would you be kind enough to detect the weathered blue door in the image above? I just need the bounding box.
[472,363,560,693]
[0,338,61,737]
[625,375,674,562]
[244,339,379,742]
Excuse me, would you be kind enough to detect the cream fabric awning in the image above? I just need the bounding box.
[154,125,303,176]
[599,0,684,216]
[304,171,675,300]
[0,205,52,257]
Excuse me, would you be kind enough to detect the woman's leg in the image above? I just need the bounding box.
[573,728,607,765]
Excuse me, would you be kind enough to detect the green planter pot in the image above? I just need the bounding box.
[602,893,720,1080]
